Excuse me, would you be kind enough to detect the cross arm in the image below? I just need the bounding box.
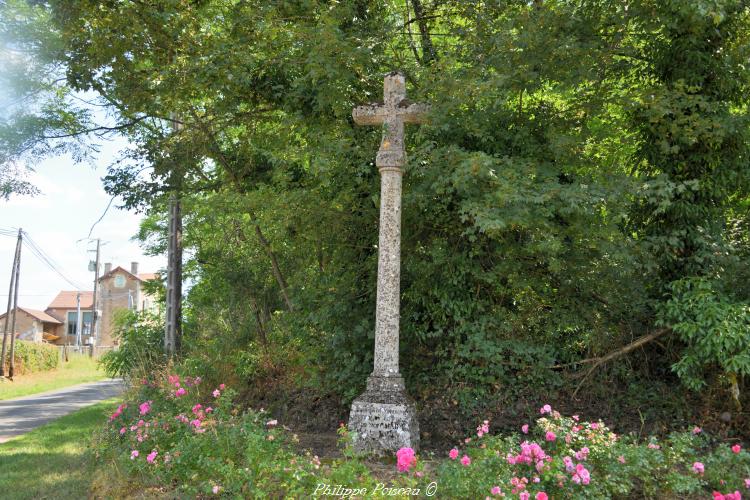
[352,104,386,126]
[398,102,430,124]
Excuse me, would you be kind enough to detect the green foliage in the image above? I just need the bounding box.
[11,340,59,375]
[99,310,166,380]
[3,0,750,419]
[660,278,750,394]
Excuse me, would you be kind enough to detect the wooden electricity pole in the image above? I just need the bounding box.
[1,229,22,379]
[164,194,182,355]
[91,238,101,345]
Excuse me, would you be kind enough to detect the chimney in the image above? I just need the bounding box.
[104,262,112,274]
[131,261,139,275]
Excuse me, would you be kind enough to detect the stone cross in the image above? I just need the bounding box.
[348,71,429,455]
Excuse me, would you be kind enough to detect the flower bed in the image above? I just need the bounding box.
[432,405,749,498]
[95,376,749,498]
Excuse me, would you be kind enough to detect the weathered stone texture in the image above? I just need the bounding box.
[348,71,429,455]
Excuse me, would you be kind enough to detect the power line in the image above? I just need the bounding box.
[20,231,89,290]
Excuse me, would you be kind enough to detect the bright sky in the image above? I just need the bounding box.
[0,137,164,310]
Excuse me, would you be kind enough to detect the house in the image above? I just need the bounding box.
[44,290,95,345]
[37,262,158,346]
[0,307,62,343]
[96,262,159,345]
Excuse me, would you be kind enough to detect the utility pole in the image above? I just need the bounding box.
[75,292,83,349]
[164,114,183,356]
[91,238,100,345]
[164,194,182,355]
[1,228,22,379]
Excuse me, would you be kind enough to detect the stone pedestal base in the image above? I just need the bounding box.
[348,375,419,455]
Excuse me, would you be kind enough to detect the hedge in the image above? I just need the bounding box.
[10,340,60,375]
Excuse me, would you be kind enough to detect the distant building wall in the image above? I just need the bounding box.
[0,310,40,342]
[99,270,141,346]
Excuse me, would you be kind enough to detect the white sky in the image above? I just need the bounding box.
[0,137,164,310]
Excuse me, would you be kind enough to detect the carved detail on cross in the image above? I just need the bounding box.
[352,72,430,169]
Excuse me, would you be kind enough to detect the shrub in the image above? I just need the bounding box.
[99,310,166,380]
[11,340,59,375]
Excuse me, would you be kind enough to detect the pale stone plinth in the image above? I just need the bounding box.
[347,72,429,454]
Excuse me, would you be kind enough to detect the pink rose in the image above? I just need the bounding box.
[449,448,459,460]
[692,462,705,475]
[396,447,417,472]
[212,389,221,398]
[545,431,556,441]
[491,486,501,496]
[731,444,741,454]
[693,426,702,434]
[461,455,471,466]
[540,404,552,415]
[175,387,186,397]
[522,424,529,434]
[146,450,157,464]
[130,450,139,460]
[536,493,548,500]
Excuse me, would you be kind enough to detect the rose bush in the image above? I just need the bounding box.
[95,389,749,498]
[93,371,377,497]
[433,405,750,499]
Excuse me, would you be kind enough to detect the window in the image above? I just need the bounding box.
[114,274,126,288]
[67,311,93,336]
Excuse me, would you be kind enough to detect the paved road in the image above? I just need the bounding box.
[0,379,125,443]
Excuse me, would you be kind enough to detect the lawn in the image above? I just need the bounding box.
[0,355,109,401]
[0,398,119,500]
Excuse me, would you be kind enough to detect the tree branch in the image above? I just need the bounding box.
[572,328,671,396]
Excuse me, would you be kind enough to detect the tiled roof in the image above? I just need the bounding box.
[100,266,157,282]
[0,307,62,324]
[46,291,94,309]
[19,307,62,324]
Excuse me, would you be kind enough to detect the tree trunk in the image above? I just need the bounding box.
[410,0,437,64]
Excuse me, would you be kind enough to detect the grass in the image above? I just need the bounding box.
[0,398,119,500]
[0,355,109,401]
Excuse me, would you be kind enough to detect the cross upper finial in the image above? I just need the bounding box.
[352,72,430,169]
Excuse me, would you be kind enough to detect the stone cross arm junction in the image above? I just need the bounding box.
[352,101,430,126]
[351,72,430,169]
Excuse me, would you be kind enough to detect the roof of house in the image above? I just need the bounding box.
[0,307,62,324]
[20,307,62,324]
[46,291,94,309]
[99,266,157,283]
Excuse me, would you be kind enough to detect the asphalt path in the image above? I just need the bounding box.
[0,379,125,443]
